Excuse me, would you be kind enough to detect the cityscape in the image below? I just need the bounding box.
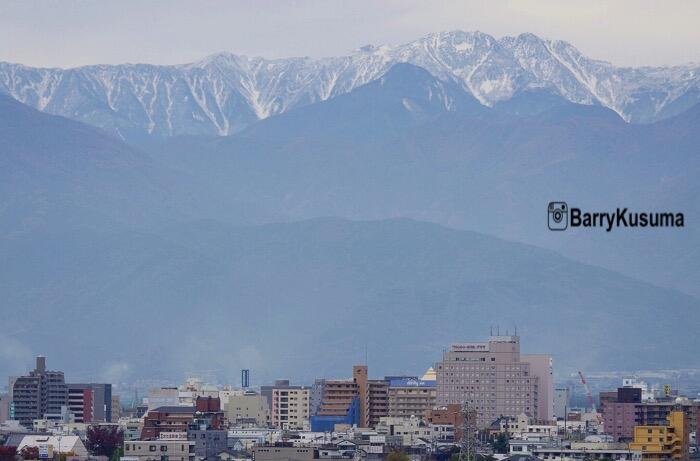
[1,335,698,461]
[1,2,699,461]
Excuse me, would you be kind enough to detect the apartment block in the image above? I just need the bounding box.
[10,356,68,428]
[271,387,310,430]
[387,377,436,418]
[629,411,689,461]
[313,365,388,429]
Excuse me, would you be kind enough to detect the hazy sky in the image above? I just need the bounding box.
[1,0,699,68]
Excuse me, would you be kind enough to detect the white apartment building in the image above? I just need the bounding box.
[271,388,310,430]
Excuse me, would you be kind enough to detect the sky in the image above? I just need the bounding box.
[1,0,699,69]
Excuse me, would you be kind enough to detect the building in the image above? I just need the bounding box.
[111,395,121,422]
[0,394,9,423]
[600,386,700,442]
[387,377,436,419]
[436,335,551,428]
[261,380,292,411]
[522,355,554,422]
[532,443,636,461]
[252,444,317,461]
[10,356,68,428]
[553,388,570,420]
[188,424,227,460]
[313,365,388,429]
[141,406,196,440]
[629,410,689,461]
[375,416,432,446]
[270,387,310,430]
[67,383,113,423]
[124,437,196,461]
[600,387,641,442]
[16,435,89,458]
[225,391,270,427]
[310,397,360,432]
[426,404,466,441]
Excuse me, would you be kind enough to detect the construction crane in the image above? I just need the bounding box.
[578,371,602,423]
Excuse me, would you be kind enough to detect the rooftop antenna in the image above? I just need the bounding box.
[490,326,493,335]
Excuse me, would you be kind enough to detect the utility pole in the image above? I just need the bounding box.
[459,401,476,461]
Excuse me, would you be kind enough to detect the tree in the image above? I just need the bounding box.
[19,447,39,461]
[86,425,124,458]
[0,446,17,461]
[492,433,509,454]
[386,451,410,461]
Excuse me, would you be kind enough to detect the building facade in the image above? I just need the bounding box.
[313,365,388,429]
[225,391,270,427]
[67,383,112,423]
[10,356,68,428]
[629,410,689,461]
[141,406,196,440]
[124,438,196,461]
[270,387,309,430]
[553,388,570,420]
[436,335,546,428]
[387,377,436,418]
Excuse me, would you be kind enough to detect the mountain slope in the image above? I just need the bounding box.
[151,66,700,297]
[1,217,698,382]
[0,95,275,235]
[2,31,699,140]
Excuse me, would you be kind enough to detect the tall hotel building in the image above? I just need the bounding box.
[436,335,553,428]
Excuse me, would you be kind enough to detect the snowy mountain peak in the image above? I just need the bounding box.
[1,30,699,139]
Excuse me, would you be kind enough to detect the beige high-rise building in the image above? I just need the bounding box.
[226,391,270,427]
[111,395,121,422]
[271,387,310,430]
[436,335,552,428]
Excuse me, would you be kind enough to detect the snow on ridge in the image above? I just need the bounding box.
[1,30,699,138]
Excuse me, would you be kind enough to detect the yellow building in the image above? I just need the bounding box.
[629,410,689,461]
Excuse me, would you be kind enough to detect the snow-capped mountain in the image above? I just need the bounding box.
[1,30,699,139]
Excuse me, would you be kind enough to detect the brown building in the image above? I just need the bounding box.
[426,404,476,440]
[315,365,388,428]
[141,406,195,440]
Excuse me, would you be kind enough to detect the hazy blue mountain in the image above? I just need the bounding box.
[2,31,700,140]
[1,217,698,383]
[2,65,699,383]
[0,94,278,236]
[150,64,700,297]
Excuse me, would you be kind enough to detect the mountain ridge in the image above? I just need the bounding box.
[2,30,700,140]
